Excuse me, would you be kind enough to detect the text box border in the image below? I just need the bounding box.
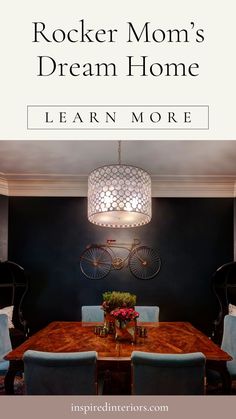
[27,105,210,131]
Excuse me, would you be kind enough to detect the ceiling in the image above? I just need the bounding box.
[0,141,236,197]
[0,140,236,177]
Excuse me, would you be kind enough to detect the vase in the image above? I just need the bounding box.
[115,319,137,343]
[104,311,115,334]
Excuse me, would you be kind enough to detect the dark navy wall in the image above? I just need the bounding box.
[8,197,234,335]
[234,199,236,260]
[0,195,8,261]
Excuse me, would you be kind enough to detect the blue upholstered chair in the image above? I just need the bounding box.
[0,314,12,375]
[131,351,206,395]
[81,305,104,322]
[206,315,236,393]
[221,315,236,379]
[23,350,98,395]
[135,306,159,322]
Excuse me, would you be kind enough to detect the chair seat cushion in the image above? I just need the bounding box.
[0,360,9,373]
[227,359,236,379]
[0,306,14,328]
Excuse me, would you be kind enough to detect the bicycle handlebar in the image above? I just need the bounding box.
[86,238,141,248]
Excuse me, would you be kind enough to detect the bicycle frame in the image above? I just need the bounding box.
[85,239,141,271]
[80,238,161,280]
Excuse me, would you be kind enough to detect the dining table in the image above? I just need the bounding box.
[4,321,232,395]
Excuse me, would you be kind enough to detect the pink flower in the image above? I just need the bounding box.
[110,308,139,322]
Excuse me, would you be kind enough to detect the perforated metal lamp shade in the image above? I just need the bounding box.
[88,164,152,228]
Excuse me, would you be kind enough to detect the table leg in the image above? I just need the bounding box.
[98,359,131,395]
[4,360,24,395]
[206,360,232,395]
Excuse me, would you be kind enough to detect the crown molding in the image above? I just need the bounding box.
[0,175,8,196]
[0,173,235,198]
[6,174,88,197]
[151,175,236,198]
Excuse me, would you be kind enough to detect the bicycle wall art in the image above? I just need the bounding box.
[80,239,161,280]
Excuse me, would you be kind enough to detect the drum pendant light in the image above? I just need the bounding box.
[88,141,152,228]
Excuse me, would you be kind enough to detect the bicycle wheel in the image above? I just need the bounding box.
[80,246,112,279]
[129,246,161,279]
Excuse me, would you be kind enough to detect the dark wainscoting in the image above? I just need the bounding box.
[234,198,236,260]
[8,197,234,336]
[0,194,8,261]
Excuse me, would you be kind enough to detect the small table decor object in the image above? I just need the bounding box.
[136,326,148,337]
[102,291,136,333]
[110,307,139,343]
[94,325,108,337]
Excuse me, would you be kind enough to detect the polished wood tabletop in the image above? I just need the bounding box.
[4,321,232,395]
[5,321,231,362]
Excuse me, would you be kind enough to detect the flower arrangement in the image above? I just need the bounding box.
[101,291,136,313]
[110,307,139,322]
[111,307,139,342]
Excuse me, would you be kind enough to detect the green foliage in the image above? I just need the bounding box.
[102,291,136,312]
